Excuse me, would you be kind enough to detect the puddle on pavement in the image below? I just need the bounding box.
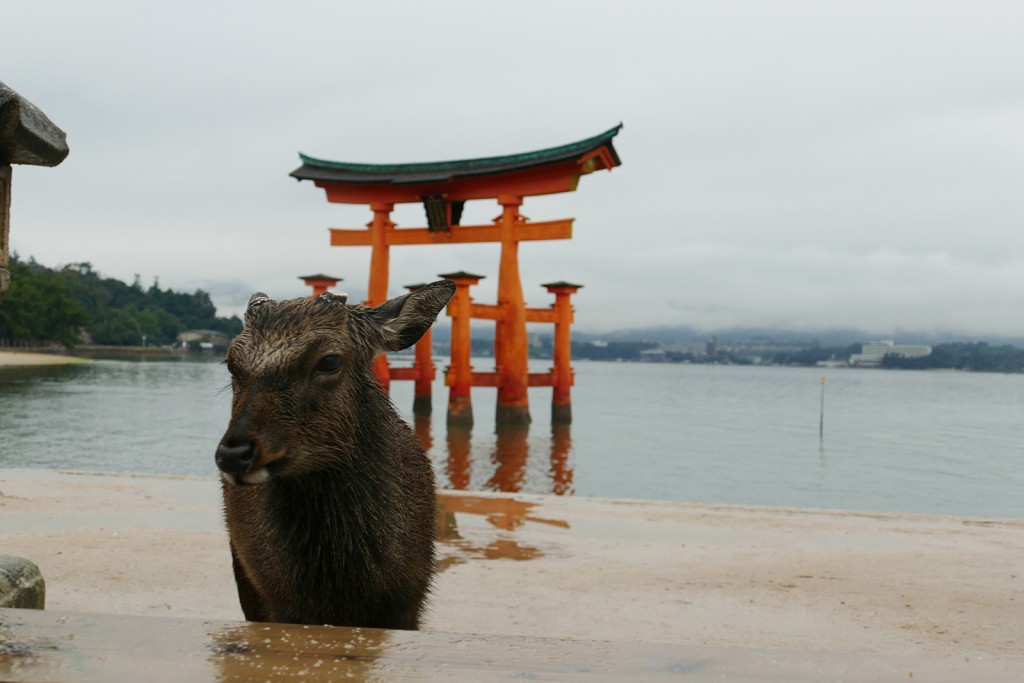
[209,621,391,681]
[435,492,570,570]
[0,608,692,682]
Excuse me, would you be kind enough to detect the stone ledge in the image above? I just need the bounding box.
[0,82,69,167]
[0,554,45,609]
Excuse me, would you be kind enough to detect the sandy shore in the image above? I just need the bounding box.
[0,468,1021,663]
[0,351,91,366]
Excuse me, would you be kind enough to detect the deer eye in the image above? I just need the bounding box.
[225,357,243,379]
[313,354,343,375]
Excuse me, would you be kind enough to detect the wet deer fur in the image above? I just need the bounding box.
[215,279,455,630]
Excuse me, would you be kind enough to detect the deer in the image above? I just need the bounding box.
[214,279,455,630]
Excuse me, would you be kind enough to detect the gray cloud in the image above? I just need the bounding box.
[5,1,1024,337]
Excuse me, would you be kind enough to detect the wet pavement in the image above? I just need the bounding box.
[1,607,1020,682]
[0,607,687,682]
[2,469,1023,668]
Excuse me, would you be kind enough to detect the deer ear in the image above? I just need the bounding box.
[244,292,273,325]
[367,280,455,352]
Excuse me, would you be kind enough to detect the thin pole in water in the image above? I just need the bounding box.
[819,376,826,438]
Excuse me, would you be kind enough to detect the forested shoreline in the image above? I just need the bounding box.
[0,256,241,347]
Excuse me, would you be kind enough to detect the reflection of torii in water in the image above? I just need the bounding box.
[290,125,622,426]
[486,425,530,493]
[414,418,574,496]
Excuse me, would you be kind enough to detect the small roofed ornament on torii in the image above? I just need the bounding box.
[290,124,622,424]
[298,273,344,298]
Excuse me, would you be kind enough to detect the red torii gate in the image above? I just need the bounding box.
[290,125,622,424]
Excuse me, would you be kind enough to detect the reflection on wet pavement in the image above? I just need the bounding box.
[435,492,570,571]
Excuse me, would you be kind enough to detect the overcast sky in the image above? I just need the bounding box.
[5,1,1024,337]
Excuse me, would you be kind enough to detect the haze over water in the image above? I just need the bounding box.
[2,357,1022,519]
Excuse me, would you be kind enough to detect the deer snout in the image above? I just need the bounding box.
[216,440,257,476]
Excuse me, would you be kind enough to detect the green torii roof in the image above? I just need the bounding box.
[291,124,622,185]
[541,281,583,290]
[298,273,343,281]
[439,271,486,281]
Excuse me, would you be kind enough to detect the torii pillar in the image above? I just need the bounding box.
[403,282,436,416]
[543,281,582,424]
[441,271,484,426]
[367,202,394,388]
[494,195,530,424]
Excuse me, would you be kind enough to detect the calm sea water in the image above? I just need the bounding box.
[1,357,1022,518]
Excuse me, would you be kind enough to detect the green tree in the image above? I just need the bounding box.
[0,255,241,347]
[0,257,90,346]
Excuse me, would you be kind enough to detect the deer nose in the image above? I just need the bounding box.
[216,441,256,475]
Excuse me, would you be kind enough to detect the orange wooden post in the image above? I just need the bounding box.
[442,271,483,426]
[404,282,436,416]
[495,195,530,425]
[298,273,343,297]
[543,281,581,424]
[368,202,394,388]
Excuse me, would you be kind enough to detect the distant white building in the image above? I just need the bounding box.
[849,340,932,367]
[177,329,229,349]
[638,348,667,362]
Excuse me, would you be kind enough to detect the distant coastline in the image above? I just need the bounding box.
[552,339,1024,374]
[7,338,1024,374]
[0,345,222,367]
[0,351,91,367]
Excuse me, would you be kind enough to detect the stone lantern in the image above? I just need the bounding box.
[0,81,70,299]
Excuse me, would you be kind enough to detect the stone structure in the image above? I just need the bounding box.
[0,554,45,609]
[0,81,70,299]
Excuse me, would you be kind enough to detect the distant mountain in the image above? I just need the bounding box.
[415,311,1024,350]
[574,325,866,347]
[434,319,1024,349]
[571,325,1024,349]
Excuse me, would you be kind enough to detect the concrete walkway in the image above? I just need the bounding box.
[0,468,1021,664]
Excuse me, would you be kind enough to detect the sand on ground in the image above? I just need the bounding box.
[0,469,1021,663]
[0,351,90,366]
